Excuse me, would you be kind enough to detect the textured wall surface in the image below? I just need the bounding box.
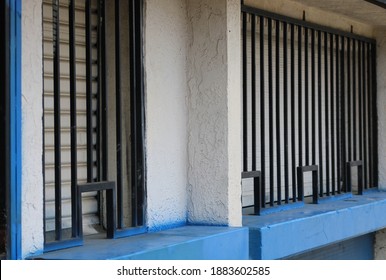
[21,0,44,257]
[375,228,386,260]
[186,0,241,226]
[377,30,386,191]
[145,0,190,230]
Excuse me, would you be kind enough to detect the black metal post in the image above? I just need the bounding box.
[53,0,62,241]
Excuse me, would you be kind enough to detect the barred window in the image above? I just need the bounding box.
[241,6,377,215]
[42,0,145,250]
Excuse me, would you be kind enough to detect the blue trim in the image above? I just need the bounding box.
[244,192,386,259]
[8,0,22,260]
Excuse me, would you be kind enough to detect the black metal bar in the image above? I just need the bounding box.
[298,24,303,175]
[318,30,323,197]
[311,29,316,166]
[340,36,346,193]
[336,34,341,194]
[242,12,248,172]
[290,24,297,202]
[353,40,357,160]
[115,0,123,229]
[324,32,330,196]
[96,0,102,181]
[69,0,78,238]
[130,0,145,226]
[101,0,108,182]
[283,22,289,204]
[330,33,336,195]
[347,37,352,163]
[358,42,363,185]
[305,28,309,166]
[362,41,367,190]
[275,20,281,205]
[241,5,375,44]
[268,18,274,206]
[367,43,373,189]
[86,0,93,183]
[371,43,378,188]
[52,0,62,241]
[260,17,266,208]
[251,15,257,172]
[260,16,266,207]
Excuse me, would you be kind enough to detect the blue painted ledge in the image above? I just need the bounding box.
[33,226,249,260]
[244,191,386,260]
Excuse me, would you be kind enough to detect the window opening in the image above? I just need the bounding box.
[241,6,378,215]
[43,0,145,250]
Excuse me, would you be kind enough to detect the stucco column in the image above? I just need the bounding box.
[22,0,44,257]
[377,29,386,191]
[186,0,242,226]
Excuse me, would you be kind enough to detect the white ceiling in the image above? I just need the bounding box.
[290,0,386,28]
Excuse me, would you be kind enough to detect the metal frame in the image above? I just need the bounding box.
[297,165,318,204]
[241,4,378,214]
[346,161,363,194]
[44,0,146,251]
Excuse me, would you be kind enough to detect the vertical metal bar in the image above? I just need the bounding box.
[353,40,357,160]
[347,37,352,163]
[358,42,366,190]
[336,34,341,194]
[69,0,78,238]
[283,22,289,204]
[371,43,378,188]
[290,24,297,202]
[129,0,138,226]
[363,43,372,189]
[97,0,102,181]
[86,0,93,183]
[324,32,330,196]
[242,12,248,172]
[268,18,274,206]
[305,28,309,166]
[275,20,281,205]
[52,0,62,241]
[251,15,257,172]
[358,41,363,183]
[130,0,145,226]
[362,41,367,190]
[298,24,303,173]
[318,30,323,197]
[311,29,316,165]
[101,0,108,181]
[260,16,266,207]
[115,0,123,229]
[330,33,336,195]
[340,36,346,193]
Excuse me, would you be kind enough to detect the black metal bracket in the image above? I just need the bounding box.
[242,171,261,215]
[346,161,363,195]
[77,181,116,239]
[297,165,318,203]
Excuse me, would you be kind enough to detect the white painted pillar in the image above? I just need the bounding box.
[21,0,44,257]
[186,0,242,227]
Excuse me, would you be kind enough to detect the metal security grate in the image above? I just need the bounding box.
[43,0,145,250]
[241,5,378,215]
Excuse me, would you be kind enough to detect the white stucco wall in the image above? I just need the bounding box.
[376,29,386,191]
[144,0,189,230]
[186,0,242,227]
[21,0,44,257]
